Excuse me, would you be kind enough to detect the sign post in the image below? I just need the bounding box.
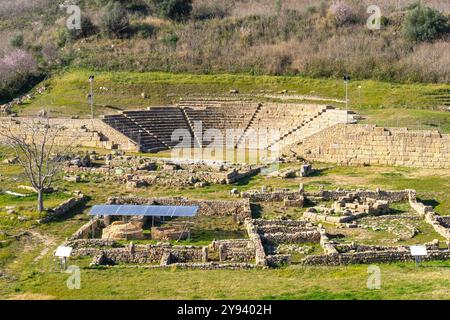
[55,246,73,271]
[343,74,350,124]
[88,75,95,130]
[410,245,428,267]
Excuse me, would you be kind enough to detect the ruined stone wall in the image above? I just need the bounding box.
[40,193,86,223]
[108,196,252,222]
[303,211,366,224]
[292,124,450,168]
[73,243,204,265]
[244,219,267,266]
[212,239,256,263]
[69,218,105,240]
[254,219,321,244]
[306,189,411,203]
[302,250,450,266]
[242,189,304,202]
[0,117,137,151]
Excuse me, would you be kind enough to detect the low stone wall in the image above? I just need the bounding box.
[262,231,321,244]
[91,262,257,270]
[225,167,262,184]
[305,189,411,203]
[409,197,433,217]
[302,250,450,266]
[69,217,104,240]
[319,228,338,255]
[212,239,256,263]
[253,219,321,245]
[440,217,450,228]
[253,219,311,227]
[425,212,450,240]
[242,189,304,204]
[40,193,87,223]
[244,219,267,266]
[65,238,118,249]
[303,211,366,224]
[107,196,252,222]
[266,254,291,267]
[75,243,204,265]
[407,193,450,240]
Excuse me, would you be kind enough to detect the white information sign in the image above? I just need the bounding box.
[410,245,428,257]
[55,246,73,258]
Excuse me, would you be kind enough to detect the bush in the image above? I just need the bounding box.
[160,33,179,48]
[68,15,97,40]
[10,32,24,48]
[0,49,39,97]
[328,1,356,26]
[100,1,130,36]
[152,0,192,21]
[192,0,229,20]
[402,5,448,42]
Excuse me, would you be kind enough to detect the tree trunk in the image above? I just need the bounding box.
[37,189,44,213]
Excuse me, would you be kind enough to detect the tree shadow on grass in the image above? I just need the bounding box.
[250,203,262,219]
[308,168,328,177]
[49,196,92,223]
[234,175,258,187]
[418,198,440,209]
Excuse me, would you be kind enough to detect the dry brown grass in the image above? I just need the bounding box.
[8,293,56,300]
[227,0,450,18]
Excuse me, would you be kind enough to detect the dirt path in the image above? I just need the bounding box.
[28,231,57,262]
[9,230,57,263]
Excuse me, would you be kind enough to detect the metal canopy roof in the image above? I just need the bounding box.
[89,205,198,217]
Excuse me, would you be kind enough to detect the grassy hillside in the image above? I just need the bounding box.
[17,69,450,132]
[0,0,449,96]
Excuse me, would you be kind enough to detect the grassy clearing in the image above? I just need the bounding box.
[1,260,449,300]
[16,70,450,132]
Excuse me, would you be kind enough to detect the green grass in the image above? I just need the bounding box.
[1,149,449,300]
[17,69,450,132]
[1,260,449,300]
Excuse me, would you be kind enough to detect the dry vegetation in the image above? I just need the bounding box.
[0,0,448,99]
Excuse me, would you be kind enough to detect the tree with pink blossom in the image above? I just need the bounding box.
[328,1,356,26]
[0,49,38,98]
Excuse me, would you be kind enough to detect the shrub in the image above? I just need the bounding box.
[192,0,229,20]
[0,49,39,97]
[100,1,130,36]
[328,1,356,26]
[10,32,24,48]
[306,5,317,15]
[152,0,192,21]
[402,5,448,42]
[160,33,179,48]
[68,15,97,40]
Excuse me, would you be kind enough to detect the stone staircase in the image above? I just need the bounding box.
[180,106,202,148]
[235,103,263,148]
[268,108,358,152]
[102,114,168,153]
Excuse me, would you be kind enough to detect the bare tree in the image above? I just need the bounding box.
[0,115,79,212]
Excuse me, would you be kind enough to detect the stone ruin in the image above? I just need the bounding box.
[241,185,305,208]
[151,226,190,241]
[59,186,450,269]
[251,219,322,267]
[268,164,314,178]
[102,221,145,241]
[63,153,262,187]
[304,192,390,224]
